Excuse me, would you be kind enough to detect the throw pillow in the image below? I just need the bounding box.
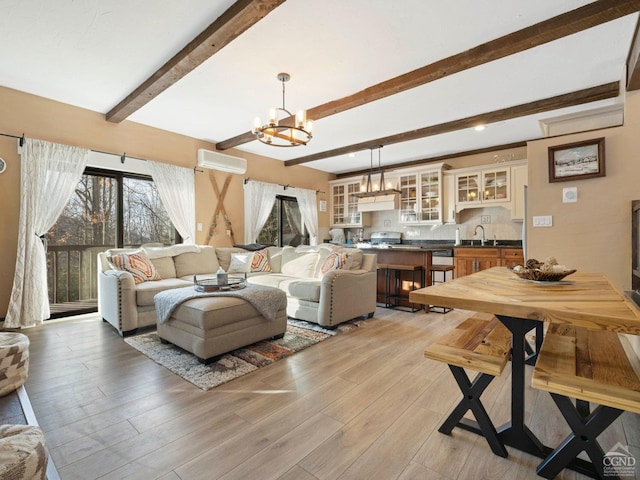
[228,252,255,273]
[318,251,349,277]
[250,249,272,272]
[109,250,160,284]
[281,247,320,277]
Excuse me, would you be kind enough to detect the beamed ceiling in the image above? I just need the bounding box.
[1,0,639,175]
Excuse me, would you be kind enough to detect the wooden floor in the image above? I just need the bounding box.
[18,307,640,480]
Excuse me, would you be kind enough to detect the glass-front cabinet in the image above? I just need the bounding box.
[398,164,447,224]
[456,172,481,206]
[456,166,510,209]
[398,173,418,223]
[329,179,370,227]
[482,168,509,203]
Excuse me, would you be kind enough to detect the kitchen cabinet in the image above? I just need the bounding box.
[510,163,527,221]
[455,247,524,277]
[500,248,524,268]
[397,163,448,225]
[455,166,510,211]
[329,179,371,227]
[455,248,500,277]
[442,172,457,223]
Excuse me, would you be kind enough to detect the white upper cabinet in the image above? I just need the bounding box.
[397,163,448,225]
[329,179,371,227]
[455,166,510,210]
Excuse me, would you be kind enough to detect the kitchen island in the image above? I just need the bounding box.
[355,241,523,308]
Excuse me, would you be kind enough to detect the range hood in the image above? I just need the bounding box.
[356,191,399,212]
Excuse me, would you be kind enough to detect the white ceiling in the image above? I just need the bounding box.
[0,0,637,174]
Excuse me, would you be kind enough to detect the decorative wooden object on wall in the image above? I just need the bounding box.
[205,172,235,245]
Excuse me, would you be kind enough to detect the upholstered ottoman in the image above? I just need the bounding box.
[157,295,288,363]
[0,425,48,480]
[0,333,30,397]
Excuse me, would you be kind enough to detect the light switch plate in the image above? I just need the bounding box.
[481,215,491,224]
[532,215,553,227]
[319,200,327,212]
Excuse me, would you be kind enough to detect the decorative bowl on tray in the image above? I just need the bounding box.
[509,257,576,282]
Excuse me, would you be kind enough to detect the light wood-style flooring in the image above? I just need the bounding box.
[19,307,640,480]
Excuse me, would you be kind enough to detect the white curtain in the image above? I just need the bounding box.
[244,180,278,243]
[148,161,196,244]
[295,188,319,245]
[5,139,88,328]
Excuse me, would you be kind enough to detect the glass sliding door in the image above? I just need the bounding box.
[257,195,306,247]
[122,175,176,246]
[46,168,177,318]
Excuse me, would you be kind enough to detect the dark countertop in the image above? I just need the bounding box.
[347,240,522,252]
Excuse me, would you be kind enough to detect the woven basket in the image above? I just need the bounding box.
[511,267,577,282]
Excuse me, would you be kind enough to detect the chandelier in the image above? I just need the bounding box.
[363,146,387,192]
[355,146,400,197]
[252,73,313,147]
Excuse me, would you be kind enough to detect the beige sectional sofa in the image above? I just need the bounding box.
[97,244,377,336]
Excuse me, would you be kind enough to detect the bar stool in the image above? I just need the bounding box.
[383,264,424,312]
[429,265,455,313]
[376,263,389,307]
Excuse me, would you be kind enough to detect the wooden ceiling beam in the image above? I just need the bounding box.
[216,0,640,150]
[106,0,286,123]
[285,82,620,167]
[627,18,640,90]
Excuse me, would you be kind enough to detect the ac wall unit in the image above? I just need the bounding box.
[197,149,247,174]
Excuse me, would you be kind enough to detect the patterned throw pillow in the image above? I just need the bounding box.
[319,251,349,277]
[109,251,161,284]
[251,249,272,272]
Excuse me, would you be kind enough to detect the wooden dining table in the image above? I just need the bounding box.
[409,266,640,474]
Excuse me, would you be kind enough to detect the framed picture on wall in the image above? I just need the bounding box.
[548,137,605,183]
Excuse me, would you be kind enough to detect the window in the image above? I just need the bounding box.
[257,195,306,247]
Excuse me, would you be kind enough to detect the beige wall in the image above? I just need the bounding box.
[527,91,640,292]
[3,83,640,317]
[0,86,332,318]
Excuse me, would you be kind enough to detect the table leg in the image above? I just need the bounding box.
[524,322,544,366]
[495,315,546,456]
[536,394,622,479]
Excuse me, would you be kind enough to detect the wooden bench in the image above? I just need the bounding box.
[532,323,640,479]
[425,312,512,457]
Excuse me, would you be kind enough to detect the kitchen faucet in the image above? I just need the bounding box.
[474,225,485,246]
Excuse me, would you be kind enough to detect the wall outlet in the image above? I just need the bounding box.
[197,223,203,231]
[481,215,491,224]
[532,215,553,227]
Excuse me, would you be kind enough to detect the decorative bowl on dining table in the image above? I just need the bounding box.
[510,257,576,282]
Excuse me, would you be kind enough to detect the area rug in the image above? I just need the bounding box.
[124,319,362,390]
